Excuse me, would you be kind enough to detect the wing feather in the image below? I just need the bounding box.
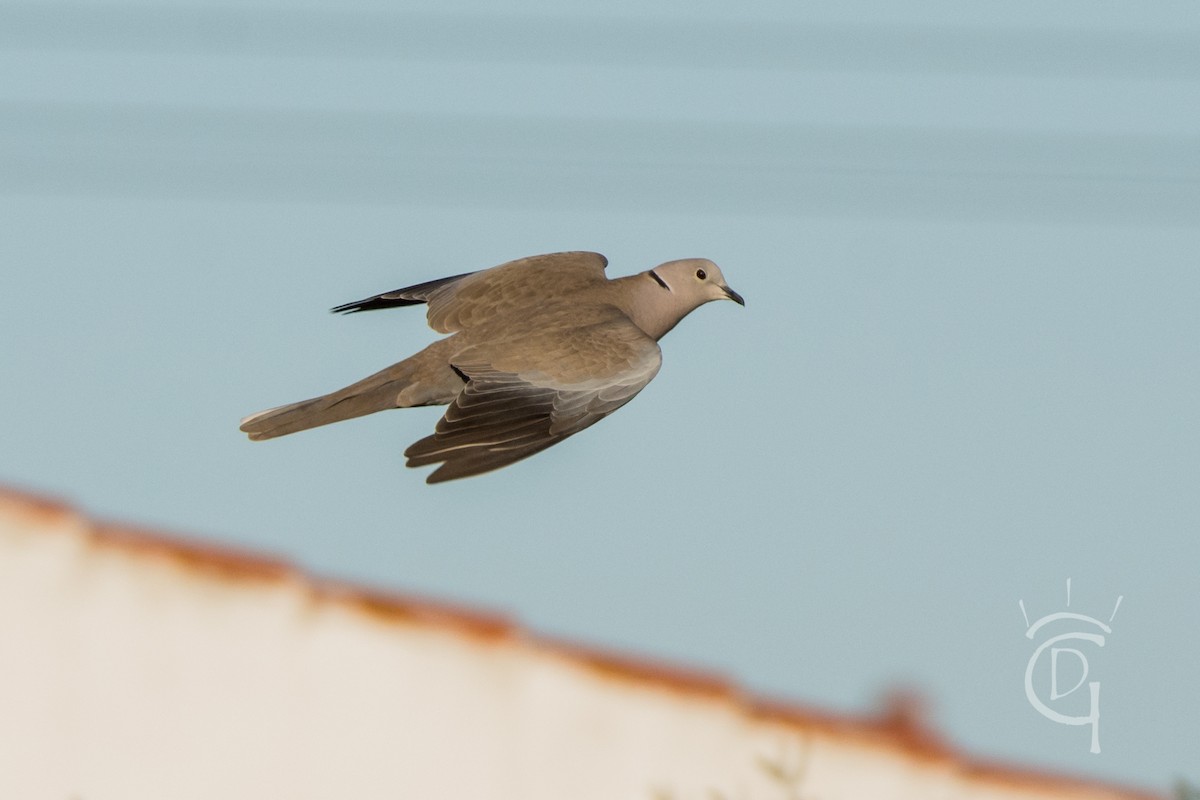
[331,251,609,333]
[331,272,475,314]
[404,318,661,483]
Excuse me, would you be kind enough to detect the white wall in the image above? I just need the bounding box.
[0,489,1159,800]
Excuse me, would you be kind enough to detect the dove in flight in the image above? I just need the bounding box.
[240,251,744,483]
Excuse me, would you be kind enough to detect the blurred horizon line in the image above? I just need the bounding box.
[3,3,1200,78]
[3,100,1198,224]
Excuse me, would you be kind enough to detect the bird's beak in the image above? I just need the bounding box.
[722,285,746,306]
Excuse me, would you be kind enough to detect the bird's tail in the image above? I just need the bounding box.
[239,362,416,441]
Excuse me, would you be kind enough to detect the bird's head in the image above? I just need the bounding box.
[647,258,745,310]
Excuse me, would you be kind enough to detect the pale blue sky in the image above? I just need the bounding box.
[1,0,1197,790]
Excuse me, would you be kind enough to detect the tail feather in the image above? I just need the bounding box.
[239,363,415,441]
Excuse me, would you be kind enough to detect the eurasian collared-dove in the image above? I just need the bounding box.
[240,251,743,483]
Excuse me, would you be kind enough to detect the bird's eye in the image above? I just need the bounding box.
[695,268,707,280]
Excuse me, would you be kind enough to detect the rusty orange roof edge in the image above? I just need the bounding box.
[533,632,735,699]
[0,483,76,524]
[0,484,1165,800]
[750,697,1164,800]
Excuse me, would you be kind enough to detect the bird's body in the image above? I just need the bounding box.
[240,251,743,483]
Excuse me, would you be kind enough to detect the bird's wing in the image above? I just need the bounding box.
[332,251,610,333]
[331,272,475,314]
[404,313,661,483]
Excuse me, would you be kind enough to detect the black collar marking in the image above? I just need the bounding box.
[648,269,670,290]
